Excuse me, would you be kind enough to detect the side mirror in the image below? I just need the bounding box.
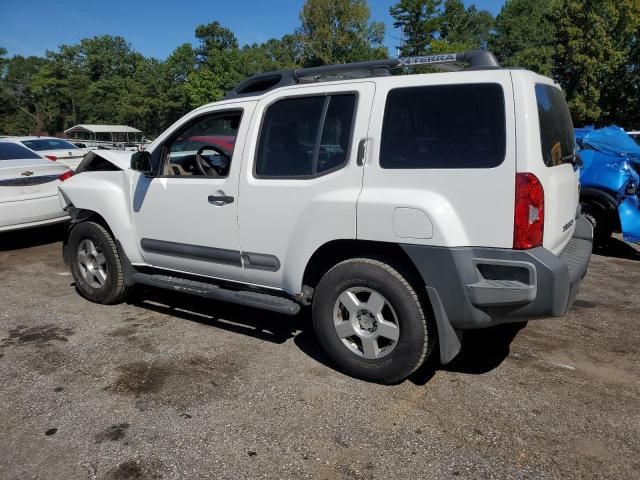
[130,151,153,174]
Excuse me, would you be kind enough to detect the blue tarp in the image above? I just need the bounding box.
[575,125,640,159]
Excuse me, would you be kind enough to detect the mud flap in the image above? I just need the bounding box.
[426,286,462,364]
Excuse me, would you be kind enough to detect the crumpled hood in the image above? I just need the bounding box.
[75,149,134,173]
[576,125,640,160]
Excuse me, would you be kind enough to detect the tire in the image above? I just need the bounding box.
[68,221,130,304]
[312,258,435,384]
[582,202,612,249]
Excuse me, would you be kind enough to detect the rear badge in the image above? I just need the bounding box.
[21,171,34,177]
[562,219,574,232]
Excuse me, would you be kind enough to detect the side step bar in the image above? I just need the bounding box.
[130,273,301,315]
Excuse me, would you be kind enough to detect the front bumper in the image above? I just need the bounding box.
[401,216,593,362]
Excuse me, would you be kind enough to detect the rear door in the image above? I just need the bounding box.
[238,82,375,292]
[512,73,580,254]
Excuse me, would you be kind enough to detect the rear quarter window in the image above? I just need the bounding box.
[535,84,575,167]
[380,83,506,169]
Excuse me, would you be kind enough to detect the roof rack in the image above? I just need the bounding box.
[224,50,500,99]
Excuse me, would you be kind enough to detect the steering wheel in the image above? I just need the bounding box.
[195,145,231,177]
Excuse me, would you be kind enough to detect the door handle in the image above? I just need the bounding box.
[356,138,367,166]
[208,194,234,205]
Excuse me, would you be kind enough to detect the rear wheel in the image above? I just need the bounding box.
[312,258,435,384]
[68,221,130,304]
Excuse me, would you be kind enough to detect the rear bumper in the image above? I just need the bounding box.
[0,195,69,232]
[401,216,593,361]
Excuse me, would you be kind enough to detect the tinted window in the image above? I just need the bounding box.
[380,84,506,169]
[21,139,78,151]
[256,94,356,177]
[0,142,42,160]
[535,84,575,167]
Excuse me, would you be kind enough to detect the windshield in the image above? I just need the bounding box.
[0,142,43,160]
[536,84,575,167]
[21,138,79,151]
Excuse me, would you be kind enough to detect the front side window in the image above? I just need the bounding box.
[255,94,356,178]
[535,84,575,167]
[163,111,242,177]
[380,84,506,169]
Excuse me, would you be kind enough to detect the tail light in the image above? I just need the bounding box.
[45,155,57,161]
[58,171,74,182]
[513,173,544,249]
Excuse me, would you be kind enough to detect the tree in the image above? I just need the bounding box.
[298,0,387,66]
[390,0,443,56]
[0,55,49,134]
[390,0,493,57]
[553,0,640,126]
[490,0,558,76]
[441,0,493,49]
[239,35,302,76]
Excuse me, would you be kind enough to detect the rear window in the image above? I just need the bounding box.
[0,142,42,160]
[380,84,506,169]
[21,138,78,151]
[535,84,575,167]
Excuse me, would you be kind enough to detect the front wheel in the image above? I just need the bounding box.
[68,221,130,304]
[312,258,435,384]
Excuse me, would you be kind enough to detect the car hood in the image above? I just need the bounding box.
[77,149,134,172]
[577,126,640,161]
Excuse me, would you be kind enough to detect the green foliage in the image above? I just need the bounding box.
[553,0,640,126]
[390,0,443,56]
[298,0,387,65]
[490,0,558,76]
[389,0,493,55]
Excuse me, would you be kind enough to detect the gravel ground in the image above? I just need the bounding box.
[0,224,639,480]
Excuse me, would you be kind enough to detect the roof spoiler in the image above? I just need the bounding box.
[225,50,500,99]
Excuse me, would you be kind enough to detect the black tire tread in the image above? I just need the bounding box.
[313,257,433,383]
[71,221,129,304]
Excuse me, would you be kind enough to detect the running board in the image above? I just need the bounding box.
[130,273,301,315]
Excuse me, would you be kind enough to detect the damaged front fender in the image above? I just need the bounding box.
[619,196,640,243]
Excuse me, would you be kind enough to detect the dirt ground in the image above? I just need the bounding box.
[0,224,639,480]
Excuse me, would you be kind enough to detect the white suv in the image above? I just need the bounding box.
[58,51,592,383]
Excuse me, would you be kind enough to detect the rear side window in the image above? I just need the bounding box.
[380,84,506,169]
[0,142,42,160]
[535,84,575,167]
[21,139,78,151]
[255,94,356,178]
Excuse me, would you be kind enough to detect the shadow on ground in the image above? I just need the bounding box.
[596,237,640,261]
[0,222,67,251]
[130,287,525,385]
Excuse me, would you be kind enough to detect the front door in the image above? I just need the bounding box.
[132,106,251,282]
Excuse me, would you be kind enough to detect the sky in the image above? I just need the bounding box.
[0,0,505,60]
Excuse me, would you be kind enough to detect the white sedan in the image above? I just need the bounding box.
[13,136,89,171]
[0,140,73,232]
